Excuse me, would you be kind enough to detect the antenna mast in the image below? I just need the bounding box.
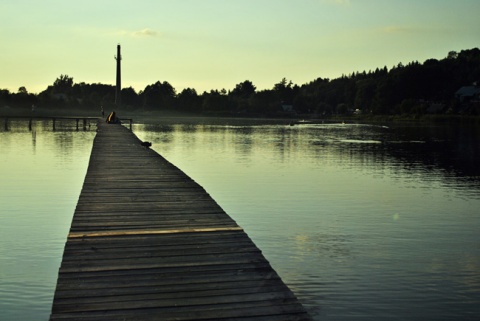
[115,44,122,108]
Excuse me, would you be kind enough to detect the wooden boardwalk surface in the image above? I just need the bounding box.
[49,121,312,321]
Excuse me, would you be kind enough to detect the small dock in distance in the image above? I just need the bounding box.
[2,116,133,131]
[49,121,312,320]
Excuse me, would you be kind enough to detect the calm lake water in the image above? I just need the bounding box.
[1,118,479,320]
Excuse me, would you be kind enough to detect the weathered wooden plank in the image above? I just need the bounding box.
[69,212,233,220]
[55,266,279,287]
[69,218,231,226]
[74,200,224,209]
[58,251,267,271]
[67,226,242,238]
[63,230,248,245]
[60,248,262,264]
[50,302,311,321]
[49,121,312,321]
[68,219,237,228]
[53,291,298,314]
[55,264,277,288]
[53,285,292,308]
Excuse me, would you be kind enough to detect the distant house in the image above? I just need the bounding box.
[277,104,296,117]
[455,85,480,103]
[426,103,445,114]
[53,93,69,100]
[281,104,294,113]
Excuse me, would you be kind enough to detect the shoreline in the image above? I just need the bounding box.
[1,107,479,126]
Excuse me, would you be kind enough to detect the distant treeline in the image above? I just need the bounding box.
[1,48,479,117]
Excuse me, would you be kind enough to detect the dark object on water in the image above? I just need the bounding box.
[141,141,152,148]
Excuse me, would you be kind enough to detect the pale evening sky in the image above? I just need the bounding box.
[0,0,478,94]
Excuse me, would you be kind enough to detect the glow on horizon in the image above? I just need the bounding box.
[0,0,478,94]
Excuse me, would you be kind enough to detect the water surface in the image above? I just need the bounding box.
[134,120,480,320]
[1,118,479,320]
[0,120,95,320]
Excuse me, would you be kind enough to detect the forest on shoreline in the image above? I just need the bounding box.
[1,48,479,119]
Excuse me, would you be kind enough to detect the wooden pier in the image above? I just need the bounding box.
[49,121,312,320]
[2,116,133,131]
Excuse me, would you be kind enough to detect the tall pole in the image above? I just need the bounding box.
[115,44,122,108]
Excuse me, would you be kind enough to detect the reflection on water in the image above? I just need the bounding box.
[0,120,95,321]
[1,118,479,321]
[134,120,480,321]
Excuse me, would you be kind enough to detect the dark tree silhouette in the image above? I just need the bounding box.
[2,48,479,116]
